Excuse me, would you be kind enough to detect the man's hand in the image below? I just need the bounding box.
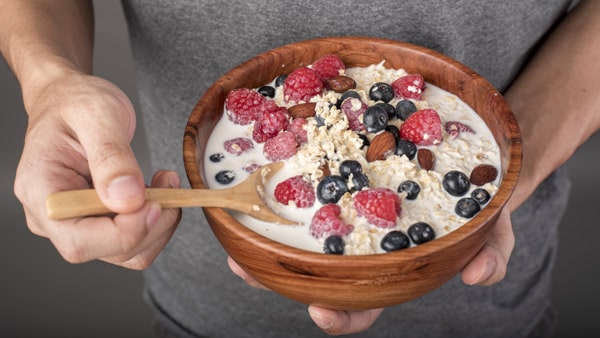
[14,72,181,269]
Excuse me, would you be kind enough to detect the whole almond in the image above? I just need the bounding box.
[288,102,316,118]
[417,149,435,171]
[325,75,357,93]
[366,132,396,162]
[470,164,498,186]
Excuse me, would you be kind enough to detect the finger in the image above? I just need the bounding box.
[102,219,178,270]
[307,306,384,335]
[227,256,270,290]
[72,93,145,213]
[461,207,515,285]
[101,171,182,269]
[47,202,159,263]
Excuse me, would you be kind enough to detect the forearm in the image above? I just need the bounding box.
[504,0,600,210]
[0,0,94,112]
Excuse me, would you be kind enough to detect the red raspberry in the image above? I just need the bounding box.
[340,97,367,131]
[391,74,426,100]
[252,103,289,143]
[353,188,401,228]
[223,137,254,156]
[274,175,315,208]
[399,109,443,146]
[263,131,297,161]
[286,117,308,144]
[225,88,266,125]
[445,121,475,139]
[283,67,323,103]
[311,54,346,80]
[310,204,354,239]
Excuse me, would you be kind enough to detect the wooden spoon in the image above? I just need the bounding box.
[46,162,294,224]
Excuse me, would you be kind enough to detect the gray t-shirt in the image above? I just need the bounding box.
[121,1,573,337]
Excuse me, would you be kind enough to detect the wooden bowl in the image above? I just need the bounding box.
[183,36,522,310]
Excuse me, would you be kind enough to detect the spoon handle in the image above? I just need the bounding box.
[46,188,236,220]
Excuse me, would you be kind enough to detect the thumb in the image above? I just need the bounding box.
[75,97,145,214]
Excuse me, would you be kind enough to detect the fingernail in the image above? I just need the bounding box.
[476,258,497,284]
[107,176,143,202]
[167,172,180,188]
[146,203,161,228]
[308,308,333,330]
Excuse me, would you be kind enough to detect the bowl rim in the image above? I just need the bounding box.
[183,36,522,265]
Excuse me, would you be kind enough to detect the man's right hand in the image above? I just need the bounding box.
[13,72,181,269]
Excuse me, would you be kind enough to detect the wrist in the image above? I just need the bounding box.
[19,57,86,114]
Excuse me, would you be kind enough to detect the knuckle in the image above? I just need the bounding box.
[92,141,132,168]
[54,237,87,264]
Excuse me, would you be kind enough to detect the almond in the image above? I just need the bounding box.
[288,102,316,118]
[366,132,396,162]
[317,162,330,181]
[417,149,435,171]
[325,75,357,93]
[470,164,498,186]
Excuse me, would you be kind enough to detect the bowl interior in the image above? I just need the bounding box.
[183,36,522,309]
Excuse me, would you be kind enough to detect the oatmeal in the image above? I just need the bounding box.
[204,56,500,255]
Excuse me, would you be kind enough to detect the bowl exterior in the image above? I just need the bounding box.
[183,36,521,310]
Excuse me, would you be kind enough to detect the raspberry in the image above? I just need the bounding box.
[353,188,401,228]
[286,117,308,144]
[225,88,266,125]
[242,162,260,173]
[263,131,297,161]
[252,102,289,143]
[391,74,426,100]
[399,109,443,146]
[274,175,315,208]
[223,137,254,156]
[311,54,346,80]
[283,67,323,103]
[339,97,367,131]
[309,204,354,239]
[445,121,475,139]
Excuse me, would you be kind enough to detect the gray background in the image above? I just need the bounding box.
[1,1,599,337]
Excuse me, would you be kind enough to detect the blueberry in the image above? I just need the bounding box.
[339,160,363,179]
[209,153,225,163]
[369,82,395,103]
[258,85,275,98]
[443,170,471,197]
[455,197,481,218]
[397,180,421,200]
[395,139,417,160]
[375,102,396,120]
[350,173,370,192]
[407,222,436,244]
[471,188,491,205]
[324,235,344,255]
[215,170,235,185]
[357,134,370,149]
[336,90,361,108]
[385,125,400,143]
[395,99,417,121]
[363,105,389,133]
[315,114,328,127]
[316,175,348,204]
[381,230,410,252]
[275,74,287,87]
